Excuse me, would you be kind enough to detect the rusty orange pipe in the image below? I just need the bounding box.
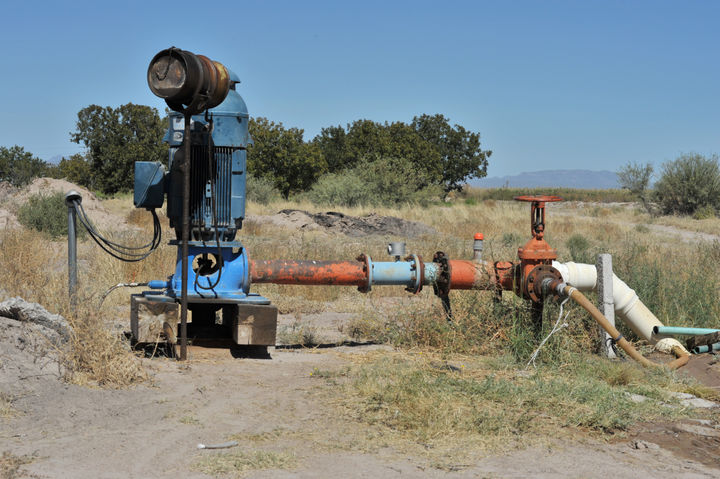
[250,258,518,293]
[250,260,366,286]
[447,260,517,291]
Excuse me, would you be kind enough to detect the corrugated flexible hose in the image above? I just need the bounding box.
[561,285,689,370]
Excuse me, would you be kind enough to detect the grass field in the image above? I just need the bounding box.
[2,187,719,458]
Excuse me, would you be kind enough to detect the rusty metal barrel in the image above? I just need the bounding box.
[147,47,230,114]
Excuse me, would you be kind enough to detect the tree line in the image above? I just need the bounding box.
[6,102,717,217]
[1,103,492,205]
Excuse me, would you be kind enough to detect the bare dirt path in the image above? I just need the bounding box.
[552,202,720,243]
[3,343,719,479]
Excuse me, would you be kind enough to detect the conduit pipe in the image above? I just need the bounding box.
[653,326,719,336]
[693,342,720,354]
[551,261,688,356]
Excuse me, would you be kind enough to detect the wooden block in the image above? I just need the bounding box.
[130,295,179,343]
[224,304,278,346]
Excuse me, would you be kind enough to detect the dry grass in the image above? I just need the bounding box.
[310,350,715,461]
[3,189,720,388]
[0,451,36,479]
[463,187,636,203]
[0,223,154,387]
[61,305,147,387]
[192,449,297,477]
[0,394,16,419]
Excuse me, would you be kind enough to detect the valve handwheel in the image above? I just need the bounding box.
[514,195,563,239]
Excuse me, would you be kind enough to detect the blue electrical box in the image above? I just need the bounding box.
[134,161,166,209]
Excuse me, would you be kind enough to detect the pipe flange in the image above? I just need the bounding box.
[356,253,373,293]
[527,264,563,302]
[404,254,424,294]
[432,251,451,297]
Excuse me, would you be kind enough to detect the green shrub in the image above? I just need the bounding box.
[17,192,82,238]
[246,174,282,205]
[692,204,716,220]
[654,153,720,215]
[306,156,442,207]
[302,170,374,207]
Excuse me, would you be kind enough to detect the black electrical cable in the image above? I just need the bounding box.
[73,199,161,262]
[75,200,160,251]
[78,210,160,261]
[75,201,160,258]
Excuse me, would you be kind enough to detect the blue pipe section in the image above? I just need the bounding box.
[693,342,720,354]
[372,261,415,286]
[364,258,440,290]
[654,326,720,336]
[148,280,169,289]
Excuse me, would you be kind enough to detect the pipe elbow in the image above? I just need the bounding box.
[611,274,640,315]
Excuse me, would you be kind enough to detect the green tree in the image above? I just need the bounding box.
[654,153,720,216]
[411,114,491,192]
[314,119,443,184]
[0,145,51,187]
[247,117,327,197]
[313,115,491,192]
[617,161,654,214]
[70,103,167,194]
[313,125,348,172]
[57,153,94,188]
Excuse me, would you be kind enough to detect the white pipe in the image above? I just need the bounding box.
[552,261,687,354]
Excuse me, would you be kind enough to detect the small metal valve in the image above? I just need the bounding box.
[387,242,406,261]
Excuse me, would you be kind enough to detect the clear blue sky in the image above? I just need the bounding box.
[1,0,718,178]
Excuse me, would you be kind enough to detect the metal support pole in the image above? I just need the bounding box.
[65,191,81,311]
[597,253,616,358]
[180,113,191,361]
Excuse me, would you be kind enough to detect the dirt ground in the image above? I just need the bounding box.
[247,209,437,238]
[3,189,720,477]
[2,310,720,479]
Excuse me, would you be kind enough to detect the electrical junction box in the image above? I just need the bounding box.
[134,161,166,209]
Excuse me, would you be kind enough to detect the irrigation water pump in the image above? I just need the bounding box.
[128,47,690,367]
[134,48,273,359]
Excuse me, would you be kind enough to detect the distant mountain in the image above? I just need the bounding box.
[468,169,619,189]
[47,155,65,165]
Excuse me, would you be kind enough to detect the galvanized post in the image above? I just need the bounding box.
[65,191,82,310]
[597,253,616,358]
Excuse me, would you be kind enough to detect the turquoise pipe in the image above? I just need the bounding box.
[653,326,719,336]
[692,342,720,354]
